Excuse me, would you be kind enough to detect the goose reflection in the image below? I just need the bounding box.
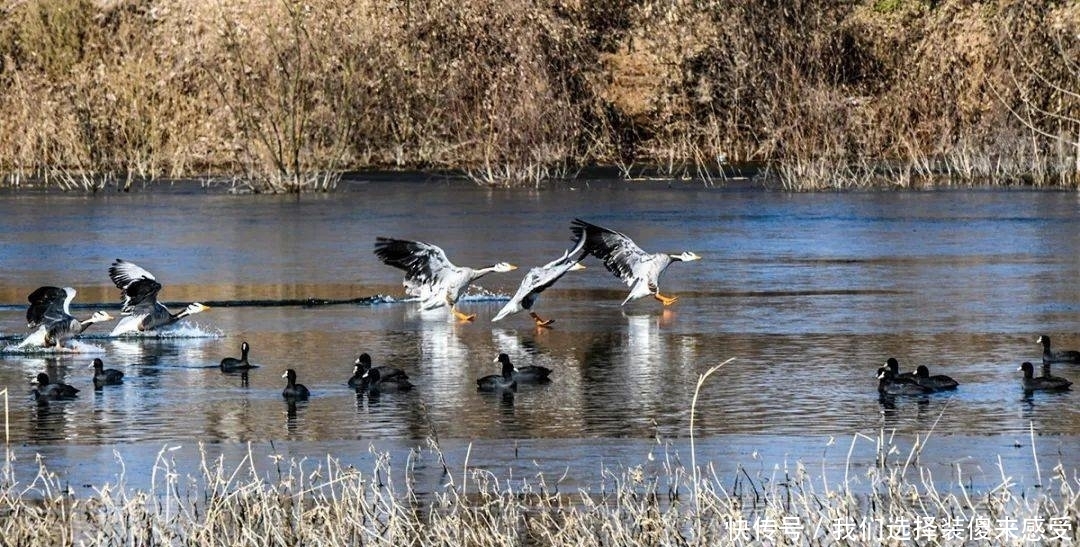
[414,309,470,392]
[625,312,665,403]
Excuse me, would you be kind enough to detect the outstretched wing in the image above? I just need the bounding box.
[26,286,74,327]
[570,218,650,286]
[108,259,163,313]
[492,232,587,321]
[373,237,454,293]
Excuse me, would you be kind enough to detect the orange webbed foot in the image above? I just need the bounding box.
[530,312,555,328]
[654,293,679,306]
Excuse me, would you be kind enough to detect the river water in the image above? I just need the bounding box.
[0,179,1078,493]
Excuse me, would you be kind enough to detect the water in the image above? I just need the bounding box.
[1,179,1078,491]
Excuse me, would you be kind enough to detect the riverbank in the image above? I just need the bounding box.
[0,0,1078,192]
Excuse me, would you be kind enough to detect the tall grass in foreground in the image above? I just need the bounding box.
[0,436,1076,546]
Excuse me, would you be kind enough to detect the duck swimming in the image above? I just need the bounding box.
[281,369,310,399]
[495,353,552,383]
[477,355,517,392]
[913,365,958,391]
[359,367,415,395]
[90,358,124,387]
[877,367,933,396]
[348,353,409,389]
[220,341,255,372]
[883,358,916,380]
[34,372,79,400]
[1019,361,1072,392]
[1036,335,1080,364]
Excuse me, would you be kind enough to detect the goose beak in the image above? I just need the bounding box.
[281,371,289,378]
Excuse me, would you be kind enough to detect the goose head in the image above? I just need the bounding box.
[671,252,701,262]
[85,311,114,324]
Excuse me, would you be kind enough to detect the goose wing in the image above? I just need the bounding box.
[108,259,164,313]
[493,231,586,320]
[374,237,455,293]
[570,218,651,286]
[26,286,75,327]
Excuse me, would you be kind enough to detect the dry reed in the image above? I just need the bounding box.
[0,0,1078,190]
[0,433,1075,546]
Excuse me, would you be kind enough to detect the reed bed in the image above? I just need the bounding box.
[0,0,1078,190]
[0,434,1076,546]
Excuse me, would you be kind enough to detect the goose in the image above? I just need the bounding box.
[1019,362,1072,392]
[495,352,552,383]
[912,365,958,391]
[359,367,415,395]
[89,358,124,387]
[883,358,917,380]
[877,367,933,396]
[570,219,700,306]
[492,230,587,326]
[1036,335,1080,364]
[22,286,113,348]
[34,372,79,400]
[348,353,409,388]
[374,237,517,321]
[281,369,310,399]
[107,259,210,335]
[220,341,255,372]
[477,355,517,392]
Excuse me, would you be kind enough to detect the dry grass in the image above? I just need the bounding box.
[0,0,1077,190]
[0,434,1075,546]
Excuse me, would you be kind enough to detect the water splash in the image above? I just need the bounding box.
[2,338,106,354]
[101,321,224,339]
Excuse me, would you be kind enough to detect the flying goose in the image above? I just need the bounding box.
[107,259,210,335]
[21,286,112,348]
[374,237,516,321]
[570,219,700,306]
[492,229,587,326]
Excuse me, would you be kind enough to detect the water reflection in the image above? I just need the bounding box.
[0,185,1079,446]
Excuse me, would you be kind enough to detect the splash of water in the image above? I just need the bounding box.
[2,338,106,354]
[102,321,224,339]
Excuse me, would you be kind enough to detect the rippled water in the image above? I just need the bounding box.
[1,180,1079,488]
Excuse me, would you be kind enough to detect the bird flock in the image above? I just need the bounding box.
[16,218,1076,408]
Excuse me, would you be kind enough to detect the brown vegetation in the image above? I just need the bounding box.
[0,436,1076,546]
[0,0,1077,191]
